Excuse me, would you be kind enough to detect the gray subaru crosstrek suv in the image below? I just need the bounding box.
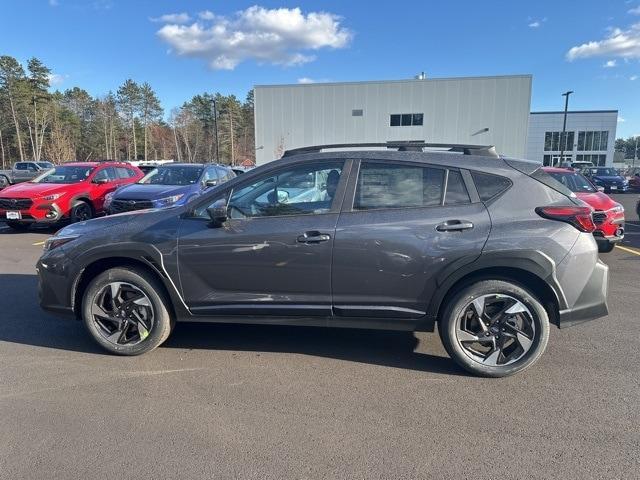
[37,143,609,377]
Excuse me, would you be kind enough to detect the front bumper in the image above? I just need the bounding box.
[0,202,64,224]
[558,259,609,328]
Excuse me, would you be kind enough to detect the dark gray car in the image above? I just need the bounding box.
[37,143,609,377]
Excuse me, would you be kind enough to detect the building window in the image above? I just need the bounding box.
[390,113,424,127]
[352,109,363,117]
[576,154,607,166]
[576,131,609,151]
[543,131,574,151]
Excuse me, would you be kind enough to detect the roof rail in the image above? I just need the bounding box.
[282,141,499,158]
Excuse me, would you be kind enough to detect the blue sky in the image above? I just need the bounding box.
[2,0,639,137]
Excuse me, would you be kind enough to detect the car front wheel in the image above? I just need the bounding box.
[439,280,550,377]
[81,267,174,355]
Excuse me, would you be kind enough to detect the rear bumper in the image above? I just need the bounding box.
[558,259,609,328]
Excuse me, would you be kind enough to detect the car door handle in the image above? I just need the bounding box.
[435,220,474,232]
[297,231,331,244]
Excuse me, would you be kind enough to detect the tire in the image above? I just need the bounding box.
[439,280,550,377]
[6,221,29,231]
[81,267,174,355]
[70,200,93,223]
[0,176,9,189]
[598,242,615,253]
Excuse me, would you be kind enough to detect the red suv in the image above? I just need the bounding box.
[0,161,143,230]
[544,167,624,252]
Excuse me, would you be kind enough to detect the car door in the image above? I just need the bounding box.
[90,166,119,211]
[13,163,36,182]
[177,159,351,318]
[331,159,491,322]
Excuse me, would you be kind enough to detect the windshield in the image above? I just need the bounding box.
[32,166,93,184]
[138,166,203,186]
[590,168,618,176]
[548,171,596,193]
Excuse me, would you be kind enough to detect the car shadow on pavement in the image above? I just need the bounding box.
[0,273,461,375]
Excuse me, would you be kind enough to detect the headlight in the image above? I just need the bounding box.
[43,235,79,251]
[41,193,62,201]
[104,192,115,209]
[154,194,184,207]
[608,204,624,214]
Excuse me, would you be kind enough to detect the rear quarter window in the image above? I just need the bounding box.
[471,171,513,201]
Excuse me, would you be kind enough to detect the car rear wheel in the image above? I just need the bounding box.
[439,280,550,377]
[70,200,92,223]
[0,175,9,189]
[81,267,173,355]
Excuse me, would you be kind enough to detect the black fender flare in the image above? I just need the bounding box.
[425,249,567,320]
[69,243,189,319]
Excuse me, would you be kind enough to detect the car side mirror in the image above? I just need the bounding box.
[93,177,109,184]
[204,179,218,188]
[206,200,228,226]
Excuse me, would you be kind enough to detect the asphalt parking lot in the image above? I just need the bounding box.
[1,194,639,479]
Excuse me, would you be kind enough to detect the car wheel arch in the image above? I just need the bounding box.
[427,260,563,329]
[72,256,177,320]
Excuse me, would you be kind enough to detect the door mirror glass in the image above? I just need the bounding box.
[204,179,218,188]
[93,177,109,184]
[206,199,228,226]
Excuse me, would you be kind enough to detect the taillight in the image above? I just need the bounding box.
[535,206,596,233]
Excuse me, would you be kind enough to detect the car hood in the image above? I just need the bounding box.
[592,176,625,183]
[57,208,155,236]
[114,183,195,200]
[0,182,73,198]
[574,191,618,210]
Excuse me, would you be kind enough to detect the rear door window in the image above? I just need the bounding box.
[354,163,444,210]
[444,170,471,205]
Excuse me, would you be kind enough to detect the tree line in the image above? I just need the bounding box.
[614,137,640,160]
[0,55,255,168]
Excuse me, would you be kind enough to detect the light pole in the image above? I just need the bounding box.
[211,98,219,163]
[558,90,573,166]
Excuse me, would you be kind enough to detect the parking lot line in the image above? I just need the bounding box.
[32,241,45,246]
[615,244,640,256]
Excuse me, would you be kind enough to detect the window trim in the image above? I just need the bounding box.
[186,158,353,221]
[344,159,474,213]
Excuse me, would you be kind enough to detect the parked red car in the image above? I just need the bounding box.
[0,161,143,230]
[544,167,624,252]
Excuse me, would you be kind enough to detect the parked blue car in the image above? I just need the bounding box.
[583,167,629,193]
[105,163,235,214]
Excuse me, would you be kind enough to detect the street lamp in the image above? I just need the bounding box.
[558,91,573,167]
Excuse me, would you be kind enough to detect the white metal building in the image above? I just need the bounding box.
[525,110,618,166]
[254,75,532,165]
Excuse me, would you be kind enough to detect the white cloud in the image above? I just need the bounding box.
[631,74,639,80]
[603,59,617,67]
[629,6,640,15]
[150,13,191,24]
[297,77,330,84]
[49,0,59,6]
[155,6,352,70]
[618,116,626,122]
[198,10,215,20]
[567,23,640,60]
[47,73,67,86]
[528,17,547,28]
